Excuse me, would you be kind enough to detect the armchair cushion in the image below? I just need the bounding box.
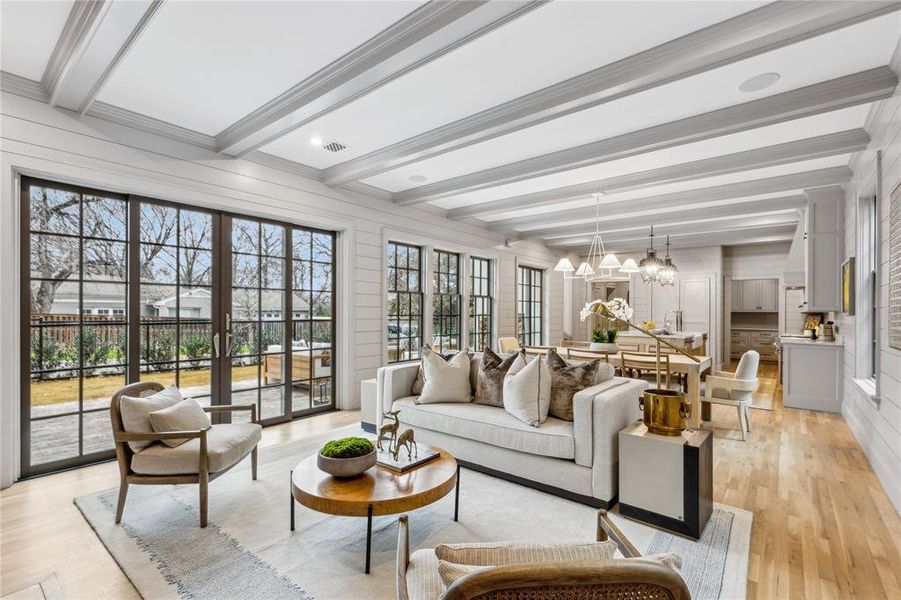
[120,385,184,452]
[131,423,261,475]
[434,540,616,566]
[148,398,211,447]
[406,549,442,600]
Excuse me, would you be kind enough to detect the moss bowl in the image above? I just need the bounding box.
[317,449,377,477]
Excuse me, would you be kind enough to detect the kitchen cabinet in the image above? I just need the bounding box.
[731,328,778,361]
[731,278,779,312]
[782,336,843,412]
[804,187,842,312]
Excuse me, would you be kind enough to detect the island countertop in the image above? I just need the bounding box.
[779,335,844,347]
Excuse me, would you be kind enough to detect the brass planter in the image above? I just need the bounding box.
[639,389,691,436]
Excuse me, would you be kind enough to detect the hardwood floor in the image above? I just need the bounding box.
[2,371,899,599]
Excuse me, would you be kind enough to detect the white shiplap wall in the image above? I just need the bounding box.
[0,92,564,488]
[840,51,901,514]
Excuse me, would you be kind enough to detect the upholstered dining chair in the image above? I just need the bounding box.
[497,337,522,354]
[702,350,760,441]
[110,382,261,527]
[396,509,690,600]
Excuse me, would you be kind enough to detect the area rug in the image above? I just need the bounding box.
[76,425,752,600]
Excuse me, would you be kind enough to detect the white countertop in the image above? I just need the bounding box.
[780,335,844,347]
[617,330,705,340]
[731,327,778,331]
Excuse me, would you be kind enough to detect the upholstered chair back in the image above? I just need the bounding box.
[732,350,760,402]
[497,337,521,354]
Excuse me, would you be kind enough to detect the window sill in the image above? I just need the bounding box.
[852,378,880,405]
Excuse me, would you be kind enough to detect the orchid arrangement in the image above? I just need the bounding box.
[580,297,633,324]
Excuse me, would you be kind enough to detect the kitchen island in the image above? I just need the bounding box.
[614,330,707,354]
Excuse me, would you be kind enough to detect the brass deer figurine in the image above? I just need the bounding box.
[393,428,417,461]
[377,409,401,451]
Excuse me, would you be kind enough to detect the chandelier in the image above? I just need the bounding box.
[553,193,620,280]
[657,235,678,286]
[638,226,670,285]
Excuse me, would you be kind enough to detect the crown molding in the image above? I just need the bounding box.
[323,1,901,186]
[394,67,894,205]
[447,129,869,220]
[215,0,548,156]
[1,71,48,102]
[490,166,851,232]
[42,0,111,106]
[85,100,218,151]
[539,196,805,242]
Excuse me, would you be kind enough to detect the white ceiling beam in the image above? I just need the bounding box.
[215,0,548,157]
[394,67,894,205]
[545,212,801,247]
[533,195,805,241]
[489,166,851,232]
[447,129,868,220]
[44,0,164,113]
[324,1,901,186]
[569,225,797,254]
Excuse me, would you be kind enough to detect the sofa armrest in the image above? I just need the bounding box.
[571,378,645,468]
[580,378,648,502]
[377,363,420,425]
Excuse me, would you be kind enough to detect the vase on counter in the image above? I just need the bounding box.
[589,342,619,353]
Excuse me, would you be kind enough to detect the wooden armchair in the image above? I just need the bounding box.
[110,382,261,527]
[396,510,689,600]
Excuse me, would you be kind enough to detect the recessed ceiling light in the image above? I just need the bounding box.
[309,136,322,147]
[739,72,780,93]
[408,174,428,183]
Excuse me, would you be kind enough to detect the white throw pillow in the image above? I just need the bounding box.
[416,348,472,404]
[119,386,184,452]
[148,398,212,447]
[502,356,551,427]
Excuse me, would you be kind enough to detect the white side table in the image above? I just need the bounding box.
[618,421,713,539]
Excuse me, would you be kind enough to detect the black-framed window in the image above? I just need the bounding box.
[469,256,493,352]
[432,250,461,353]
[387,241,422,363]
[517,265,543,346]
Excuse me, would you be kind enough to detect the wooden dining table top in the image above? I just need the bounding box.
[557,347,711,372]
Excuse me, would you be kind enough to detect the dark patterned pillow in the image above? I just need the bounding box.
[474,347,526,407]
[544,348,600,421]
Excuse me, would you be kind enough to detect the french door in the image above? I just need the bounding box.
[21,178,336,476]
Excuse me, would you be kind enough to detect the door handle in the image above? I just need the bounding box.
[225,332,233,357]
[213,333,220,358]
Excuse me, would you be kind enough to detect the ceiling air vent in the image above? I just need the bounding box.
[322,141,347,153]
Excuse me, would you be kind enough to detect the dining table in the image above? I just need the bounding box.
[556,346,712,428]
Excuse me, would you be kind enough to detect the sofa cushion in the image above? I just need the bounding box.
[474,348,526,407]
[502,355,551,427]
[148,397,212,447]
[416,348,472,404]
[120,385,184,452]
[545,349,600,421]
[131,423,261,475]
[393,396,574,459]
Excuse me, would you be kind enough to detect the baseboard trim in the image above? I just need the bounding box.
[455,459,615,509]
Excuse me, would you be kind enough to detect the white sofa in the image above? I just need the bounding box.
[376,355,648,508]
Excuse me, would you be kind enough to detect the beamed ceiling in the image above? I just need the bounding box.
[2,0,900,253]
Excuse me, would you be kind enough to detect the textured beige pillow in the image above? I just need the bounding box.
[435,540,617,566]
[502,357,552,426]
[119,386,184,452]
[148,397,212,447]
[437,560,487,588]
[416,348,472,404]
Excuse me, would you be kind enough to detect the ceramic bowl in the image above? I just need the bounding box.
[317,449,377,478]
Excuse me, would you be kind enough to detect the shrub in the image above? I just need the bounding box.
[320,437,374,459]
[181,333,211,359]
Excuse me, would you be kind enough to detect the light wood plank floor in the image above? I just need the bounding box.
[2,368,899,599]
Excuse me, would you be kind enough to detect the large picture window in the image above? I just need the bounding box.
[387,241,422,363]
[432,250,461,353]
[469,256,493,352]
[21,177,337,476]
[517,265,544,346]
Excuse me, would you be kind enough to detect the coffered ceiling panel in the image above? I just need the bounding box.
[494,154,851,228]
[96,0,424,135]
[432,105,870,211]
[359,13,901,193]
[259,0,763,168]
[0,0,73,80]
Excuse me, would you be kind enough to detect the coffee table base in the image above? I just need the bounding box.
[290,464,461,574]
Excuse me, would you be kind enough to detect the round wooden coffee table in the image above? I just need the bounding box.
[290,447,459,573]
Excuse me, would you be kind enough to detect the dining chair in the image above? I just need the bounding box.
[702,350,760,441]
